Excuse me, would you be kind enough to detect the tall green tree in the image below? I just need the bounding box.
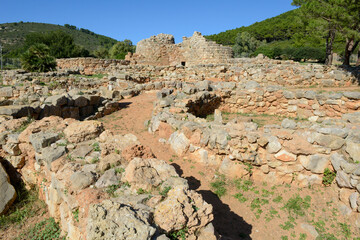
[24,30,90,58]
[233,32,264,57]
[339,0,360,65]
[21,43,56,72]
[292,0,344,65]
[109,40,135,59]
[293,0,360,65]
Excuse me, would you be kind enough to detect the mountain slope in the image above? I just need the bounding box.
[205,9,304,46]
[0,22,118,56]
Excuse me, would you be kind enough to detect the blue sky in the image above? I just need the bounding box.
[1,0,296,44]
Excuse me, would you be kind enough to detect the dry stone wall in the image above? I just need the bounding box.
[53,57,358,88]
[220,87,360,118]
[56,58,129,75]
[148,81,360,215]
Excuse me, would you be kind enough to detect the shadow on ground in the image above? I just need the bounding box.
[170,163,253,240]
[339,65,360,85]
[118,102,132,109]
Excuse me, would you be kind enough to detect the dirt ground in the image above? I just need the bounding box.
[100,91,360,240]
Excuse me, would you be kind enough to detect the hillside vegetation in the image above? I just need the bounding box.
[206,9,304,46]
[205,8,349,63]
[0,22,118,57]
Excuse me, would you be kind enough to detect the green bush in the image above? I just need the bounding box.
[109,40,135,59]
[254,45,325,62]
[24,30,90,58]
[233,32,264,57]
[21,43,56,72]
[322,168,336,186]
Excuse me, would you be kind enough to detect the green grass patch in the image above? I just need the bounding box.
[322,168,336,186]
[14,217,65,240]
[0,186,45,229]
[210,174,227,197]
[283,194,311,217]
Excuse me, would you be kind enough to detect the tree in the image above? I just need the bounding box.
[94,47,109,59]
[339,0,360,65]
[233,32,264,57]
[24,30,90,58]
[21,43,56,72]
[292,0,343,65]
[292,0,360,65]
[109,40,135,59]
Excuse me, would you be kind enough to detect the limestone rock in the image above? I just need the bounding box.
[69,171,96,191]
[123,158,178,191]
[2,142,21,156]
[95,169,119,188]
[313,133,345,150]
[0,164,16,215]
[169,131,190,155]
[100,134,139,156]
[302,154,329,174]
[35,145,66,166]
[121,144,155,162]
[29,132,59,153]
[281,118,297,130]
[98,153,123,172]
[154,186,213,233]
[336,171,352,188]
[219,157,248,178]
[283,135,316,155]
[64,120,104,143]
[266,136,281,154]
[300,223,318,239]
[349,192,359,210]
[87,199,156,240]
[274,150,296,162]
[342,112,360,124]
[346,141,360,163]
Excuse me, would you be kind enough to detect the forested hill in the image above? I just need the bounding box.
[205,9,303,46]
[0,22,118,56]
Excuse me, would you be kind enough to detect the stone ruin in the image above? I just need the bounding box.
[125,32,234,66]
[1,32,360,239]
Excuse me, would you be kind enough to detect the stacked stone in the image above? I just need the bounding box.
[148,80,360,215]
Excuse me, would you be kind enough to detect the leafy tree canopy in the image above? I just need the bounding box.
[24,30,90,58]
[21,43,56,72]
[233,32,264,57]
[109,40,135,59]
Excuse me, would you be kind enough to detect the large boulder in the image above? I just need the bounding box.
[300,154,329,174]
[64,121,104,143]
[169,131,190,155]
[154,186,213,234]
[29,132,59,153]
[123,158,178,191]
[87,199,156,240]
[313,133,345,150]
[0,164,16,215]
[346,141,360,163]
